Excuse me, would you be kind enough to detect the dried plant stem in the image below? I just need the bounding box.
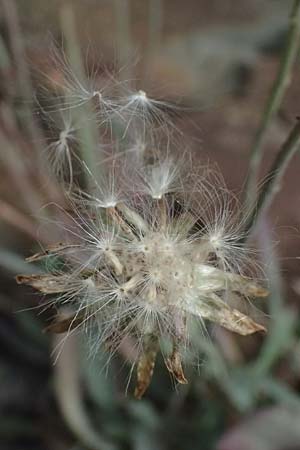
[242,119,300,240]
[244,0,300,206]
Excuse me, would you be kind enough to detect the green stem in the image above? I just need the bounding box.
[1,0,61,205]
[242,119,300,239]
[0,249,43,275]
[53,335,115,450]
[59,4,99,188]
[145,0,163,73]
[244,0,300,206]
[113,0,132,82]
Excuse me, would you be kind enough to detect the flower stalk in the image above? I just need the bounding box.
[244,0,300,207]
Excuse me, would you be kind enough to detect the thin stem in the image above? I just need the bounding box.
[53,335,115,450]
[244,0,300,206]
[0,249,43,275]
[144,0,163,77]
[113,0,132,82]
[59,4,99,187]
[1,0,36,134]
[0,34,11,70]
[0,136,43,215]
[0,199,39,241]
[1,0,61,204]
[253,225,295,376]
[242,119,300,240]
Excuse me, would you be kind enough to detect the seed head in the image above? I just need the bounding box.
[18,159,268,397]
[19,57,268,397]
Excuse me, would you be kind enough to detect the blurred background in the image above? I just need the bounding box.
[1,1,300,449]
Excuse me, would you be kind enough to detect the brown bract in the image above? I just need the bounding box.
[16,266,268,398]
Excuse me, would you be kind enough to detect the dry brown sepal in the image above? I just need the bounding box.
[183,293,267,336]
[227,273,269,298]
[134,335,159,399]
[165,345,188,385]
[26,243,80,262]
[16,274,72,294]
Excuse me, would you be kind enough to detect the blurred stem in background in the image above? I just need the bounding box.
[242,119,300,240]
[1,0,61,205]
[244,0,300,208]
[54,335,116,450]
[1,0,40,141]
[0,249,42,275]
[145,0,163,77]
[113,0,132,82]
[59,4,99,187]
[254,222,296,378]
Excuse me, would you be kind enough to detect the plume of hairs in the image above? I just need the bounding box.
[17,50,268,398]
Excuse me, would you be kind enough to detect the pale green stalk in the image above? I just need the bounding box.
[242,120,300,239]
[60,4,100,187]
[145,0,163,74]
[244,0,300,206]
[53,335,116,450]
[113,0,132,82]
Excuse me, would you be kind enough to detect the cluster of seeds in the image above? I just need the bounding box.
[18,54,268,397]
